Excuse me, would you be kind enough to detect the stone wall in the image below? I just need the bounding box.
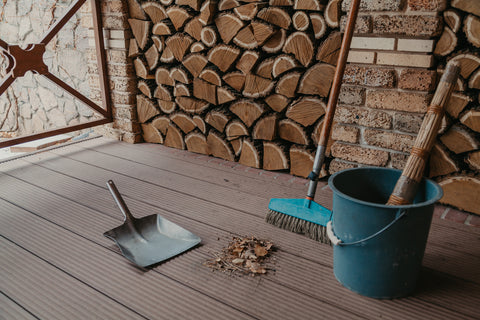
[0,0,96,137]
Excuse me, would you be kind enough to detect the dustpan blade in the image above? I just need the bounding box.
[268,198,332,226]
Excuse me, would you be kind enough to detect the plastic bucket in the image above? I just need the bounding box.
[327,167,443,299]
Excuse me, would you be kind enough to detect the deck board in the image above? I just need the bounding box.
[1,137,479,320]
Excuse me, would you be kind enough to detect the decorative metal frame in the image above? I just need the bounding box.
[0,0,112,148]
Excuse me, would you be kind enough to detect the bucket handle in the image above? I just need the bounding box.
[327,209,407,246]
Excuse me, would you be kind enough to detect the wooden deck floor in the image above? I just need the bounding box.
[1,137,479,320]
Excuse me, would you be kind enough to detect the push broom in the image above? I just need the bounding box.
[266,0,361,243]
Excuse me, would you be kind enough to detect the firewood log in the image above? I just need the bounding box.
[192,115,206,133]
[225,120,249,140]
[208,45,241,72]
[460,110,480,132]
[263,142,289,170]
[158,100,177,113]
[154,84,172,101]
[166,6,192,30]
[445,92,472,117]
[289,146,315,178]
[449,53,480,78]
[185,132,209,154]
[164,123,185,149]
[464,14,480,48]
[272,55,300,78]
[129,19,151,50]
[151,116,170,135]
[286,97,326,126]
[236,50,259,74]
[230,138,243,156]
[257,7,291,29]
[137,95,160,123]
[193,77,217,104]
[294,0,322,10]
[223,72,246,91]
[215,13,244,43]
[278,119,309,144]
[152,21,173,35]
[217,87,237,104]
[190,42,206,52]
[128,0,147,19]
[207,131,235,161]
[443,9,461,33]
[298,63,335,97]
[466,151,480,171]
[233,26,258,49]
[145,44,159,70]
[239,139,261,168]
[262,28,287,53]
[438,176,480,215]
[159,0,173,5]
[134,58,155,80]
[316,31,341,65]
[160,47,175,63]
[269,0,293,5]
[253,114,277,140]
[128,38,140,58]
[176,96,210,113]
[176,0,202,11]
[152,35,164,52]
[166,34,194,61]
[138,80,155,98]
[170,67,192,84]
[142,2,167,23]
[170,112,197,133]
[206,110,229,132]
[243,74,275,98]
[276,72,301,98]
[201,27,218,47]
[230,100,265,127]
[184,17,203,41]
[155,67,175,86]
[199,0,217,25]
[310,13,327,39]
[428,144,459,177]
[219,0,241,11]
[174,83,191,97]
[251,21,275,45]
[283,32,314,67]
[451,0,480,16]
[265,94,290,112]
[325,0,341,28]
[199,69,222,86]
[235,3,263,21]
[142,123,164,144]
[182,53,208,77]
[293,11,310,31]
[434,27,457,56]
[256,58,275,79]
[469,68,480,89]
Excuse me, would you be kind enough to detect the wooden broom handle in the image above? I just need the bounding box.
[386,62,460,205]
[318,0,361,147]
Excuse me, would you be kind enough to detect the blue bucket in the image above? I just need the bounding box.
[327,167,443,299]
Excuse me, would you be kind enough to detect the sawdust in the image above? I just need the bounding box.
[204,236,276,276]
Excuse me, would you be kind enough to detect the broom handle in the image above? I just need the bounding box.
[386,62,460,205]
[306,0,361,200]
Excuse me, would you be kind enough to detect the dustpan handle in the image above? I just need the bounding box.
[107,180,136,223]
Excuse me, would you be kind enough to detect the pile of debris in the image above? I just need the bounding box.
[205,236,275,276]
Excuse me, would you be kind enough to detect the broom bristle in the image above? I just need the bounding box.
[266,210,331,244]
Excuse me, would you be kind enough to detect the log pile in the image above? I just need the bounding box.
[131,0,336,177]
[431,0,480,214]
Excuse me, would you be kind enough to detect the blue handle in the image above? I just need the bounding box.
[327,209,407,246]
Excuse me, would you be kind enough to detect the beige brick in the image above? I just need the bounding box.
[363,128,416,152]
[351,37,395,50]
[335,105,392,129]
[366,90,431,113]
[398,68,437,91]
[408,0,447,11]
[390,152,409,169]
[331,142,389,166]
[88,38,128,49]
[373,15,443,37]
[397,39,435,52]
[108,50,130,64]
[104,0,129,14]
[122,132,144,143]
[114,119,141,133]
[343,65,396,88]
[340,15,372,34]
[342,0,402,11]
[347,51,376,64]
[332,124,360,143]
[393,112,424,133]
[110,29,133,39]
[114,105,138,120]
[328,159,359,175]
[103,14,130,29]
[339,86,365,105]
[376,52,434,68]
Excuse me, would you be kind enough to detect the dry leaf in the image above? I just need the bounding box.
[232,258,244,265]
[254,244,268,257]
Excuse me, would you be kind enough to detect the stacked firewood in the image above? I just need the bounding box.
[130,0,340,176]
[430,0,480,214]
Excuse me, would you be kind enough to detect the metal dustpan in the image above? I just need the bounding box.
[104,180,201,267]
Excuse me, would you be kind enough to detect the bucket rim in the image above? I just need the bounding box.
[327,167,443,209]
